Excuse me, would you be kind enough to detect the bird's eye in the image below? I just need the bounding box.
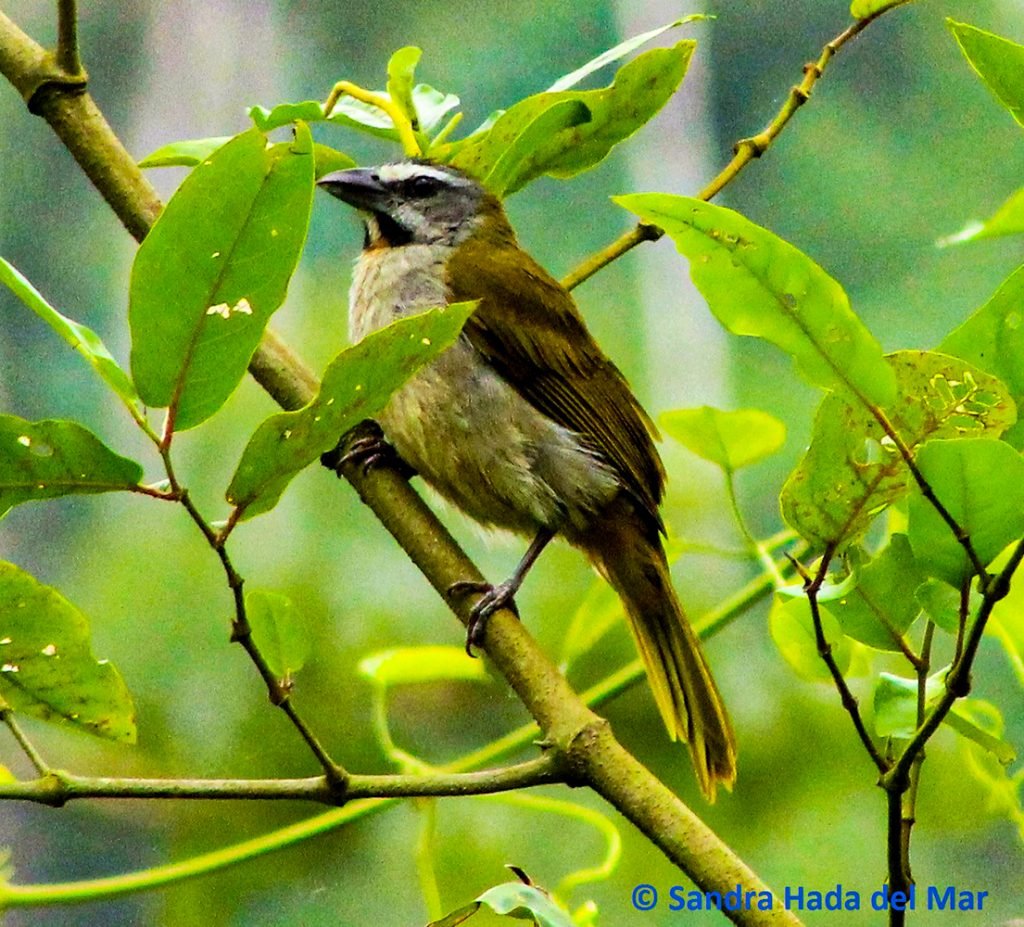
[407,175,440,198]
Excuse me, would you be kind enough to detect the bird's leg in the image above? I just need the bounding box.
[449,527,556,655]
[321,419,416,479]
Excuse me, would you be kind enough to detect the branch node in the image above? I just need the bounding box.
[24,54,87,114]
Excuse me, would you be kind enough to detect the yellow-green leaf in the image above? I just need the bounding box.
[660,406,785,472]
[0,562,135,742]
[617,194,896,406]
[227,302,477,519]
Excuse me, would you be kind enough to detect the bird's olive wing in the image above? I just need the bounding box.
[446,234,665,529]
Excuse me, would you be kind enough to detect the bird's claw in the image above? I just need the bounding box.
[447,579,520,655]
[321,422,415,479]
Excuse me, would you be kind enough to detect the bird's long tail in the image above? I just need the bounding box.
[580,510,737,801]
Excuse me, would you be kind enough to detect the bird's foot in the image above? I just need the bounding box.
[447,578,521,655]
[321,420,415,479]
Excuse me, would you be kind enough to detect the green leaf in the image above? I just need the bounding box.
[312,143,357,180]
[453,42,693,195]
[873,671,943,738]
[781,351,1016,548]
[358,646,487,687]
[326,95,401,141]
[873,676,1015,762]
[245,590,309,679]
[769,593,850,682]
[413,85,461,135]
[0,562,135,742]
[483,100,591,198]
[0,257,140,412]
[948,19,1024,128]
[850,0,912,19]
[386,46,421,127]
[908,438,1024,586]
[426,902,482,927]
[0,416,143,518]
[130,125,315,431]
[915,579,964,635]
[938,187,1024,246]
[546,16,707,92]
[226,302,477,519]
[248,100,326,132]
[138,136,233,168]
[941,263,1024,446]
[830,535,925,651]
[616,194,896,407]
[946,700,1017,765]
[660,406,785,472]
[477,883,576,927]
[559,579,623,669]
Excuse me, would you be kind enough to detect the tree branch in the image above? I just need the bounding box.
[0,756,563,806]
[0,13,801,925]
[560,4,913,291]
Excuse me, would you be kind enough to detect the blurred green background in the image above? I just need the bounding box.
[1,0,1022,924]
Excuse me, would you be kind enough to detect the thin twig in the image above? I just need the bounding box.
[804,546,889,774]
[159,443,347,786]
[1,707,50,776]
[0,755,563,806]
[560,5,912,291]
[870,409,989,585]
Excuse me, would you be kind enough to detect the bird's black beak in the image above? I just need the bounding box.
[317,168,389,211]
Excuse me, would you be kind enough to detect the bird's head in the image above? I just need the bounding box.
[318,161,505,249]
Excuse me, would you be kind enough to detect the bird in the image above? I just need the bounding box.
[317,160,736,799]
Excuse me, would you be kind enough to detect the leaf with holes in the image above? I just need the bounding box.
[453,43,693,195]
[660,406,785,472]
[0,562,135,742]
[227,301,477,519]
[949,19,1024,128]
[941,263,1024,446]
[617,194,896,406]
[130,125,315,431]
[780,351,1015,549]
[0,258,140,413]
[908,439,1024,587]
[0,416,143,519]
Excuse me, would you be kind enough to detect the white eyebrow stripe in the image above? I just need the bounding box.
[377,163,461,185]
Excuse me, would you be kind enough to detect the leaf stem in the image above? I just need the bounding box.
[323,80,421,156]
[561,5,910,291]
[1,705,50,775]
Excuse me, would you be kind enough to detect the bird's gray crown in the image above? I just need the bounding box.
[318,160,488,247]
